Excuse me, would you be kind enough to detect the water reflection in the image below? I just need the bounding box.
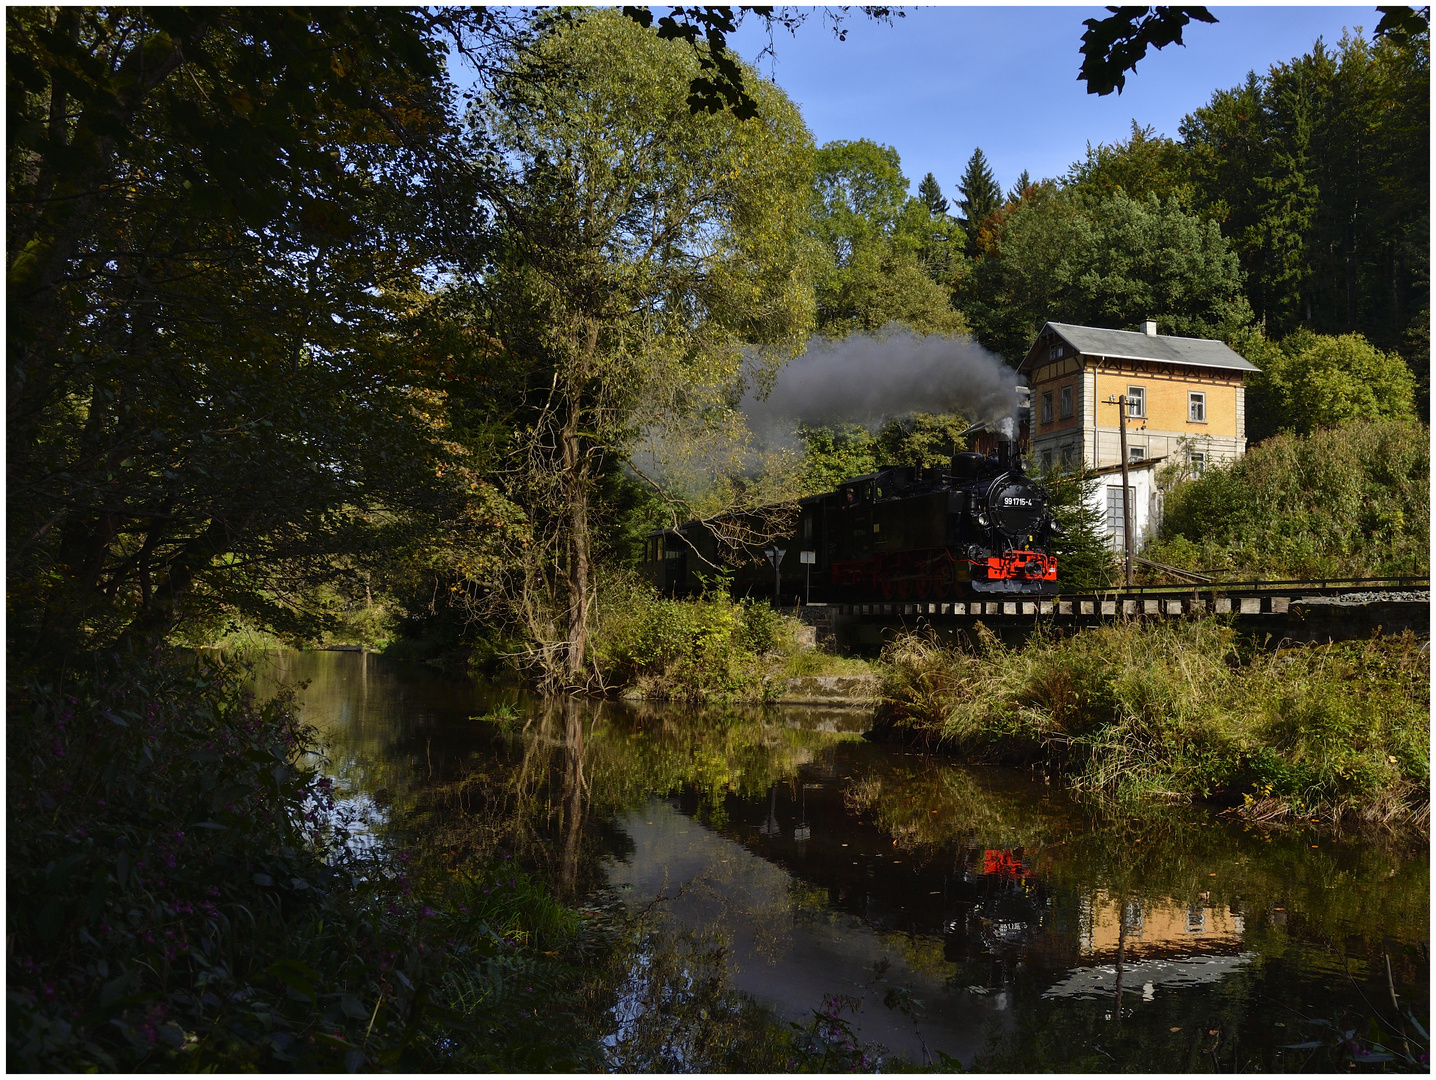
[249,650,1429,1070]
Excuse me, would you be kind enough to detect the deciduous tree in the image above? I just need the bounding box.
[963,188,1252,363]
[453,10,818,686]
[5,8,494,654]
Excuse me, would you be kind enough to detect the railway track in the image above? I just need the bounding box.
[797,577,1429,646]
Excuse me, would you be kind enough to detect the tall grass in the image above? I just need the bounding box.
[876,620,1428,829]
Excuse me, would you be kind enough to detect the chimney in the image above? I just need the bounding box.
[1142,319,1158,336]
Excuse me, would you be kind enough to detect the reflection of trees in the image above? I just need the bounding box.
[841,757,1428,953]
[259,651,1426,1072]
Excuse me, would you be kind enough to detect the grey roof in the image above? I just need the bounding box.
[1032,322,1260,373]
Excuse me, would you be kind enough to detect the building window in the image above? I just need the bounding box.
[1059,384,1074,419]
[1060,443,1075,466]
[1190,450,1206,473]
[1189,391,1206,423]
[1106,485,1135,551]
[1049,342,1065,360]
[1041,391,1054,424]
[1126,386,1146,417]
[1128,445,1146,463]
[1041,448,1053,470]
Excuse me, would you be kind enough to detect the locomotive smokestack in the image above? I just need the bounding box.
[995,413,1019,470]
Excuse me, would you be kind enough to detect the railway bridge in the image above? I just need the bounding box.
[793,578,1430,650]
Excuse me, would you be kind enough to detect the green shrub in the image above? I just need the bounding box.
[1147,418,1429,580]
[593,573,812,701]
[6,649,605,1071]
[1241,329,1418,441]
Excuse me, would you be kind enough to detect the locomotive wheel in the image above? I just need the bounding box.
[915,575,932,600]
[881,578,896,600]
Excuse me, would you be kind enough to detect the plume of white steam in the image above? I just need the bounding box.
[742,327,1022,441]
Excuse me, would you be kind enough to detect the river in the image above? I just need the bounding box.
[249,649,1429,1071]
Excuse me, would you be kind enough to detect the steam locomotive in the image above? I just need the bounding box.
[642,436,1061,603]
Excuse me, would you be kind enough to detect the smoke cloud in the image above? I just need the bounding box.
[742,328,1022,440]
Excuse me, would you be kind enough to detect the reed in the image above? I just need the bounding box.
[875,620,1429,829]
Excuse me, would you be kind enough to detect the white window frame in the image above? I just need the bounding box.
[1188,391,1206,423]
[1128,445,1147,463]
[1126,386,1146,418]
[1041,391,1054,424]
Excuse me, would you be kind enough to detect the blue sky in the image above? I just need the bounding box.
[726,6,1377,199]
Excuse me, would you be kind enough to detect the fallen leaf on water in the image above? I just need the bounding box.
[1170,1027,1182,1033]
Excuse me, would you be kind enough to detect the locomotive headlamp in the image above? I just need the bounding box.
[977,512,990,527]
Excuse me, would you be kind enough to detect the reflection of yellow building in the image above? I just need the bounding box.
[1079,890,1245,960]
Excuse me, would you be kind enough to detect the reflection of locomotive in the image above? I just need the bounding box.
[643,438,1061,603]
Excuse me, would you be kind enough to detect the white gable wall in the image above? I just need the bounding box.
[1081,458,1164,553]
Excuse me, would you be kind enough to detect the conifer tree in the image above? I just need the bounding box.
[1043,468,1119,590]
[956,148,1002,247]
[1008,169,1032,202]
[917,171,949,216]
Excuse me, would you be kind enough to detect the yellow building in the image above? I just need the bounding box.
[1019,320,1259,473]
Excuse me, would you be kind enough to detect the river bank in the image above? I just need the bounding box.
[868,619,1430,833]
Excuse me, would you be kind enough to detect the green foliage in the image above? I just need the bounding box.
[6,9,481,655]
[812,139,911,264]
[916,171,949,217]
[1007,168,1033,203]
[1148,418,1429,579]
[1181,32,1429,385]
[1065,120,1195,204]
[1078,6,1219,97]
[5,649,608,1070]
[810,140,968,336]
[593,577,793,701]
[816,245,970,337]
[797,423,882,491]
[1240,329,1418,440]
[964,188,1253,363]
[876,621,1429,825]
[445,9,820,685]
[1041,468,1120,590]
[796,413,970,495]
[956,147,1003,250]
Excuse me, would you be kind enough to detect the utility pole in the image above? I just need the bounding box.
[1102,395,1136,587]
[1117,395,1134,587]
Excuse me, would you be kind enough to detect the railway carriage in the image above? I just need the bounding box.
[643,439,1061,604]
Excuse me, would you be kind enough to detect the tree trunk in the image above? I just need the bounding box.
[118,516,240,645]
[562,420,591,682]
[558,699,586,896]
[559,318,601,683]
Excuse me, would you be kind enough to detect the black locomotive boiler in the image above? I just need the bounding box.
[643,437,1061,604]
